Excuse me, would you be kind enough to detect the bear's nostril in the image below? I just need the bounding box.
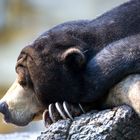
[0,101,8,115]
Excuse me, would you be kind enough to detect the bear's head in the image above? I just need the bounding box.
[0,29,92,126]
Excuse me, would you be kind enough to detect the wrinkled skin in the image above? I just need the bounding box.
[0,0,140,126]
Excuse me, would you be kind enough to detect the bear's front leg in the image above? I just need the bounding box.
[82,34,140,103]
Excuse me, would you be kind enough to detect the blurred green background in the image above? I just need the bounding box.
[0,0,127,133]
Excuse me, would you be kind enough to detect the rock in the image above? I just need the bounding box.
[37,105,140,140]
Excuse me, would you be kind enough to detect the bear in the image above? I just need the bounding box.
[0,0,140,126]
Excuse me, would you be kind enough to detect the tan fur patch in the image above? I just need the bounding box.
[106,74,140,115]
[1,78,44,125]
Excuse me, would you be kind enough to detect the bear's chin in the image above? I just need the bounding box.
[2,112,35,126]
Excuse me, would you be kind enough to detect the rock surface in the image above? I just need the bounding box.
[37,105,140,140]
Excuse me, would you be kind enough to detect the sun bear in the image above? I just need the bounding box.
[0,0,140,126]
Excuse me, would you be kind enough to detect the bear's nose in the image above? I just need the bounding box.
[0,101,8,115]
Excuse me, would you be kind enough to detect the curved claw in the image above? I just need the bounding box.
[42,109,52,126]
[78,103,85,113]
[55,102,67,119]
[46,102,86,125]
[63,101,73,120]
[42,109,48,126]
[48,103,56,123]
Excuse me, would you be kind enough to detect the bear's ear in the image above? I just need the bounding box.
[61,48,86,70]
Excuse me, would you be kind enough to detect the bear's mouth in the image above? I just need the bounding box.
[2,112,35,126]
[42,101,92,127]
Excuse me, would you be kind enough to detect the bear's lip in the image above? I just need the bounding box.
[1,108,40,126]
[3,113,11,124]
[1,108,42,126]
[2,113,32,126]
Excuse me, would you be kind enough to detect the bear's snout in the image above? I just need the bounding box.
[0,79,44,126]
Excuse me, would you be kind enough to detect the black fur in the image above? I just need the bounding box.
[17,0,140,107]
[40,0,140,54]
[83,34,140,103]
